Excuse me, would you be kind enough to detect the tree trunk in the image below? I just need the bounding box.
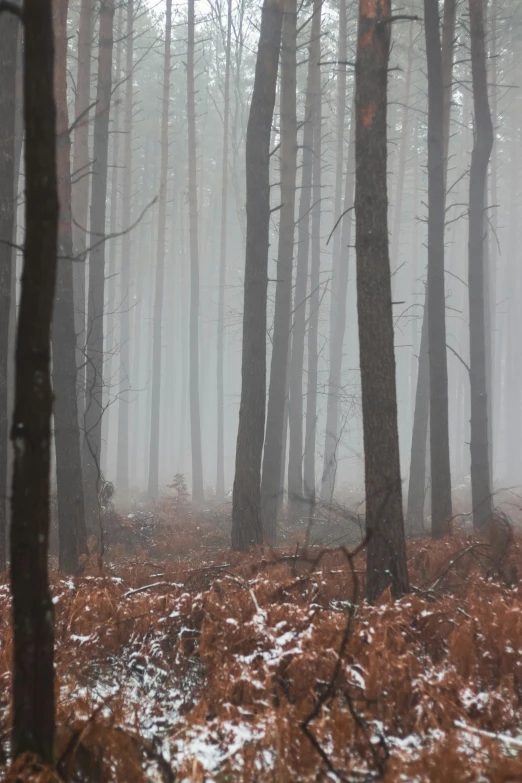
[10,0,57,760]
[260,0,297,544]
[321,101,356,503]
[187,0,204,502]
[101,0,123,473]
[148,0,172,498]
[216,0,232,502]
[72,0,95,429]
[231,0,284,550]
[407,0,456,532]
[468,0,493,528]
[82,0,115,532]
[389,20,414,272]
[424,0,452,537]
[0,11,18,572]
[53,0,88,574]
[303,82,322,505]
[287,0,321,514]
[116,0,134,492]
[355,0,409,602]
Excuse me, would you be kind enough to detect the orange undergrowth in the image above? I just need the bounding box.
[1,525,522,782]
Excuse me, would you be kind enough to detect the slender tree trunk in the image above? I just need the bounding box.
[389,20,414,272]
[407,0,456,531]
[468,0,493,528]
[10,0,57,760]
[101,0,123,473]
[216,0,232,502]
[329,0,347,342]
[53,0,88,574]
[187,0,204,502]
[355,0,409,602]
[231,0,284,550]
[116,0,134,492]
[72,0,95,429]
[260,0,297,544]
[321,102,356,503]
[303,83,322,505]
[424,0,452,537]
[82,0,115,532]
[287,0,321,514]
[0,11,18,572]
[148,0,172,498]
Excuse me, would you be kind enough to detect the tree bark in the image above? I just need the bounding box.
[407,0,456,532]
[148,0,172,498]
[10,0,57,760]
[216,0,232,502]
[424,0,452,537]
[116,0,134,492]
[187,0,204,503]
[468,0,493,528]
[260,0,297,544]
[287,0,321,515]
[82,0,115,532]
[303,80,322,505]
[321,101,356,503]
[355,0,409,602]
[0,10,18,572]
[53,0,88,574]
[231,0,284,550]
[101,0,123,473]
[72,0,95,429]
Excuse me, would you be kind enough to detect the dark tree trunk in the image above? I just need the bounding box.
[287,0,321,515]
[72,0,95,428]
[231,0,284,550]
[148,0,172,498]
[355,0,409,602]
[101,0,123,473]
[303,82,322,505]
[260,0,297,545]
[424,0,452,537]
[321,100,356,503]
[0,10,18,572]
[10,0,58,760]
[468,0,493,528]
[53,0,88,574]
[82,0,114,533]
[407,0,456,532]
[187,0,204,503]
[116,0,134,492]
[216,0,232,503]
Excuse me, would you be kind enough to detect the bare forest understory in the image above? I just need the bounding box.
[2,499,522,782]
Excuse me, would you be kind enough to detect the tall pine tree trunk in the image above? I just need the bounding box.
[10,0,58,760]
[82,0,115,531]
[231,0,284,550]
[148,0,172,498]
[321,100,356,503]
[216,0,232,502]
[72,0,95,429]
[303,82,322,505]
[53,0,88,574]
[287,0,321,514]
[355,0,409,602]
[468,0,493,528]
[424,0,452,537]
[116,0,134,492]
[260,0,297,544]
[187,0,204,502]
[0,10,18,572]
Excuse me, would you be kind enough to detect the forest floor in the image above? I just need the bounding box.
[2,498,522,782]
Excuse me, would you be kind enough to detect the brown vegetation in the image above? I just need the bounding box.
[2,513,522,781]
